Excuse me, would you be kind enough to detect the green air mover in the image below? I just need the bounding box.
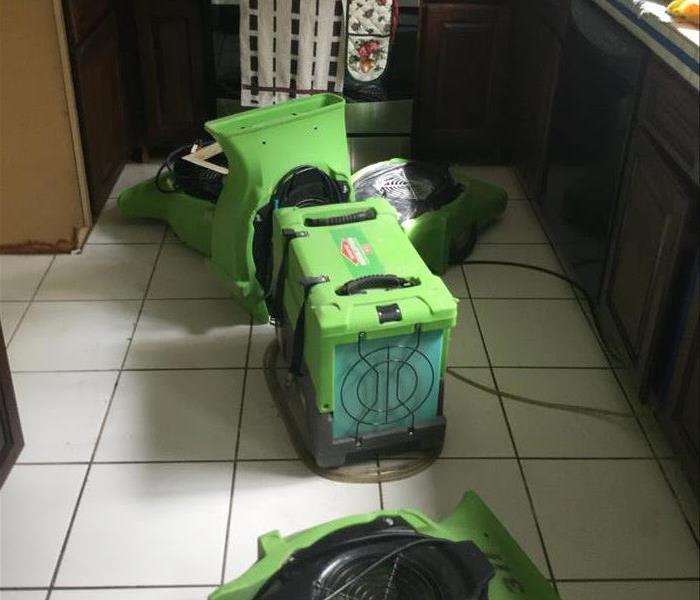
[269,197,457,467]
[210,491,560,600]
[352,159,508,274]
[119,94,353,322]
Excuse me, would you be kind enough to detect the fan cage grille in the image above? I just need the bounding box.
[312,547,443,600]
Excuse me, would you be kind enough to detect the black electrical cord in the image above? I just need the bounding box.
[155,143,194,194]
[272,165,343,208]
[462,259,622,362]
[446,369,632,418]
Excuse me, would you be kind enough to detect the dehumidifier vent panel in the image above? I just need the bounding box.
[333,327,443,440]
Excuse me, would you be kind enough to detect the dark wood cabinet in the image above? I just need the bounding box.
[0,326,23,488]
[64,0,111,46]
[65,0,129,216]
[660,273,699,493]
[71,10,129,215]
[602,129,691,392]
[507,4,562,198]
[412,1,511,161]
[639,59,700,186]
[132,0,213,150]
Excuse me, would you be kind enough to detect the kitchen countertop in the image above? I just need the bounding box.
[591,0,700,88]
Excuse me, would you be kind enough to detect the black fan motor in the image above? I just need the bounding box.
[156,139,228,202]
[253,517,494,600]
[353,161,464,224]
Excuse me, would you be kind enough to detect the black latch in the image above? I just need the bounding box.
[377,303,402,324]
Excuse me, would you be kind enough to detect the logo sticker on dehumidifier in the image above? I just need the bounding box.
[340,237,371,266]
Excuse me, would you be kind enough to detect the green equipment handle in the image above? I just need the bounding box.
[304,208,377,227]
[335,274,417,296]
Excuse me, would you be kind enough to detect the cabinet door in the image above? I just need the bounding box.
[413,2,510,161]
[603,130,690,386]
[509,9,561,199]
[0,325,23,488]
[661,274,699,492]
[72,10,129,215]
[133,0,211,149]
[679,345,699,452]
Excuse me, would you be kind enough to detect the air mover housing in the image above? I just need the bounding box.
[210,492,560,600]
[352,159,508,274]
[270,198,457,467]
[119,94,354,322]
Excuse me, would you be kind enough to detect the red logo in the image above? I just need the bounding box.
[341,239,359,265]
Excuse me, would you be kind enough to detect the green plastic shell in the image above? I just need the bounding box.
[210,491,560,600]
[206,94,353,322]
[119,93,353,322]
[271,197,457,414]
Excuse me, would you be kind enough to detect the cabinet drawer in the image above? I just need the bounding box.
[64,0,111,46]
[639,58,700,186]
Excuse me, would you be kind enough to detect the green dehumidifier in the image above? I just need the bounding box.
[210,492,559,600]
[268,197,457,467]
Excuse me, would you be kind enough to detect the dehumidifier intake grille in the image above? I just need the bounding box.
[339,326,436,443]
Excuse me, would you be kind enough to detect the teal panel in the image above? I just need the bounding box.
[332,329,443,439]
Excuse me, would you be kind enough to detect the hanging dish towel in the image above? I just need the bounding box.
[240,0,348,106]
[346,0,398,83]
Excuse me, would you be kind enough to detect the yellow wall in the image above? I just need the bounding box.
[0,0,88,252]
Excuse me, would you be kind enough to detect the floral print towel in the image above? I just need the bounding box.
[346,0,397,82]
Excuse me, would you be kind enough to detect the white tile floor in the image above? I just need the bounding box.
[0,165,698,599]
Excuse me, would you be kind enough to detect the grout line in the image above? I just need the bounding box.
[376,457,385,510]
[462,267,560,590]
[86,240,170,246]
[553,577,700,583]
[15,456,668,467]
[448,363,609,369]
[517,177,700,549]
[29,297,237,303]
[448,365,615,370]
[523,179,700,546]
[24,296,609,305]
[521,189,623,370]
[7,577,700,593]
[45,228,169,598]
[5,255,56,348]
[11,367,250,374]
[610,366,700,546]
[219,316,254,585]
[1,584,220,591]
